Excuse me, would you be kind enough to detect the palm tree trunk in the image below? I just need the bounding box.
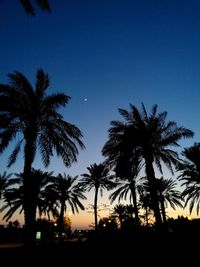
[23,158,36,247]
[94,187,99,230]
[160,194,167,224]
[23,135,37,247]
[58,199,65,242]
[145,156,162,227]
[130,182,140,226]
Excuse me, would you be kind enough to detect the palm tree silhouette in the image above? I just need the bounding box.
[102,103,193,227]
[140,177,183,224]
[19,0,51,16]
[111,204,126,229]
[79,163,115,230]
[138,185,152,226]
[156,177,183,223]
[0,69,85,246]
[109,161,141,226]
[104,132,142,226]
[0,172,11,199]
[1,169,54,222]
[46,173,86,240]
[177,143,200,215]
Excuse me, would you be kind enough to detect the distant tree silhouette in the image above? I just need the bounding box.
[178,143,200,215]
[0,169,54,222]
[0,69,84,246]
[98,216,118,230]
[53,216,72,239]
[109,159,141,226]
[110,204,136,229]
[140,177,183,224]
[19,0,51,16]
[103,103,193,228]
[79,163,115,230]
[156,177,183,223]
[111,204,126,229]
[46,173,86,241]
[125,204,135,219]
[138,185,152,226]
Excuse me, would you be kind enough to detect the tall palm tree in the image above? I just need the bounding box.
[78,163,115,230]
[46,173,86,240]
[102,103,193,227]
[177,143,200,215]
[19,0,51,16]
[0,69,84,246]
[0,169,55,222]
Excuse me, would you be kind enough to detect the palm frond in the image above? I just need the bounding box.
[20,0,51,16]
[7,140,23,167]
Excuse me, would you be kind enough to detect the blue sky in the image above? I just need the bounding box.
[0,0,200,227]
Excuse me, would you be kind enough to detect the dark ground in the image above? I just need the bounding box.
[0,231,198,265]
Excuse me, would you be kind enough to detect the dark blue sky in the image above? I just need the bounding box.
[1,1,200,206]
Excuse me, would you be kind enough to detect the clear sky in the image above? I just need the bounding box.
[0,0,200,229]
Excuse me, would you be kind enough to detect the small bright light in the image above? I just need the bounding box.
[36,231,41,240]
[188,216,192,220]
[68,211,72,216]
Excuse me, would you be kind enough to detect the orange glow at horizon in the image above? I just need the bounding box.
[0,204,199,230]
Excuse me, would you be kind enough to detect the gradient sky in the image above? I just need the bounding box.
[1,0,200,229]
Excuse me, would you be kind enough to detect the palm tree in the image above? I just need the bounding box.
[105,133,142,226]
[111,204,126,229]
[0,69,85,246]
[46,173,86,240]
[102,103,193,227]
[156,177,183,223]
[0,169,55,222]
[109,160,141,226]
[78,163,115,230]
[103,118,143,226]
[177,143,200,215]
[19,0,51,16]
[0,172,11,199]
[138,185,152,226]
[140,177,183,223]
